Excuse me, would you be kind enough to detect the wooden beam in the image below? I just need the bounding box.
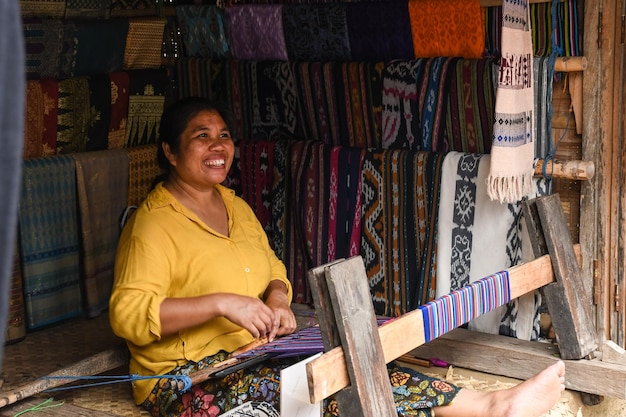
[534,159,595,181]
[411,328,626,400]
[306,247,577,403]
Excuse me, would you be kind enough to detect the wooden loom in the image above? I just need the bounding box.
[304,194,605,416]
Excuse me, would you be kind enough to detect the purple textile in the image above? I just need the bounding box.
[227,5,288,61]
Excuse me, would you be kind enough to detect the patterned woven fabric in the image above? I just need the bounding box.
[23,18,63,79]
[124,18,167,70]
[226,5,288,61]
[19,156,82,329]
[246,61,298,140]
[420,271,511,342]
[444,58,497,154]
[533,56,556,159]
[73,150,130,317]
[110,0,157,17]
[269,139,290,262]
[6,242,26,344]
[176,5,230,59]
[487,0,535,203]
[293,62,341,145]
[408,0,484,59]
[57,77,92,154]
[74,18,128,74]
[125,69,168,147]
[345,1,414,62]
[64,0,111,18]
[282,4,350,62]
[87,74,113,151]
[337,62,384,149]
[20,0,66,18]
[127,144,161,207]
[58,20,77,79]
[437,152,543,340]
[175,57,215,99]
[24,79,58,158]
[108,71,130,149]
[381,59,423,150]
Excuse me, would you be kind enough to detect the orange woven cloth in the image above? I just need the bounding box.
[408,0,484,59]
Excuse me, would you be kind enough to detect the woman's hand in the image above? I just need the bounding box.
[220,294,279,339]
[263,280,297,342]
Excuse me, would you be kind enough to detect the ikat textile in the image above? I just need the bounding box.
[73,150,130,317]
[176,5,230,59]
[408,0,484,59]
[282,4,350,62]
[19,156,82,329]
[226,5,288,61]
[345,1,414,62]
[487,0,535,203]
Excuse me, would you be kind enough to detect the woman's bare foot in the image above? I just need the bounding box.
[434,360,566,417]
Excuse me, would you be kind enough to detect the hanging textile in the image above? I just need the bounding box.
[74,19,128,76]
[20,0,66,18]
[24,79,58,158]
[436,152,542,340]
[86,74,113,151]
[58,20,77,79]
[345,1,414,62]
[381,59,423,150]
[23,18,63,80]
[110,0,157,17]
[19,156,82,329]
[533,56,556,159]
[176,5,230,59]
[407,0,484,60]
[6,241,26,344]
[73,149,130,317]
[282,4,350,62]
[127,144,161,207]
[123,18,167,70]
[108,71,130,149]
[125,69,168,147]
[444,58,497,154]
[269,139,290,263]
[56,76,92,154]
[486,0,534,203]
[226,5,288,61]
[64,0,111,19]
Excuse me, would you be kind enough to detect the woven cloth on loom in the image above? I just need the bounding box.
[24,79,58,158]
[245,61,298,141]
[125,69,167,147]
[282,4,351,62]
[486,0,534,203]
[337,62,384,149]
[226,5,288,61]
[72,149,130,318]
[124,18,167,70]
[108,71,130,150]
[74,19,128,76]
[293,62,342,145]
[361,149,444,317]
[19,156,82,329]
[57,77,92,154]
[345,2,414,62]
[420,272,510,342]
[436,152,543,340]
[20,0,66,18]
[23,18,63,79]
[127,144,161,207]
[407,0,484,60]
[176,5,230,59]
[381,60,422,150]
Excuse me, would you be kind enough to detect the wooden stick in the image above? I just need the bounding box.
[0,345,128,409]
[480,0,565,7]
[534,159,595,181]
[306,246,580,404]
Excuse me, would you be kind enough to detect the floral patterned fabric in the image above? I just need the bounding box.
[141,352,460,417]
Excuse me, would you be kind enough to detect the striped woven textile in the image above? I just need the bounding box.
[420,271,510,343]
[337,62,384,149]
[108,71,130,150]
[282,4,350,62]
[24,79,58,158]
[293,62,341,145]
[345,1,414,62]
[226,5,288,61]
[176,5,230,59]
[126,144,161,207]
[175,57,219,100]
[19,156,82,329]
[72,149,130,317]
[408,0,484,59]
[381,60,423,150]
[56,77,91,154]
[123,18,167,70]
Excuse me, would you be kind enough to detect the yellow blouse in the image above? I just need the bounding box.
[109,182,292,403]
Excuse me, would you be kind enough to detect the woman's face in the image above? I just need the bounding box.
[164,109,235,189]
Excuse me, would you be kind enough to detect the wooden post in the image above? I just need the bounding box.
[308,257,397,417]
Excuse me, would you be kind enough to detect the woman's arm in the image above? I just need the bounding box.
[263,280,297,341]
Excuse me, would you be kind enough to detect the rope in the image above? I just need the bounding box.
[42,373,193,393]
[13,398,64,417]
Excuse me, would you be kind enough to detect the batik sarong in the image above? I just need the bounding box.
[19,156,82,329]
[73,149,130,317]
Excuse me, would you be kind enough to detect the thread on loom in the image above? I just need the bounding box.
[13,398,64,416]
[42,374,193,393]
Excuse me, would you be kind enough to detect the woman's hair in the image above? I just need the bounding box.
[154,97,232,184]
